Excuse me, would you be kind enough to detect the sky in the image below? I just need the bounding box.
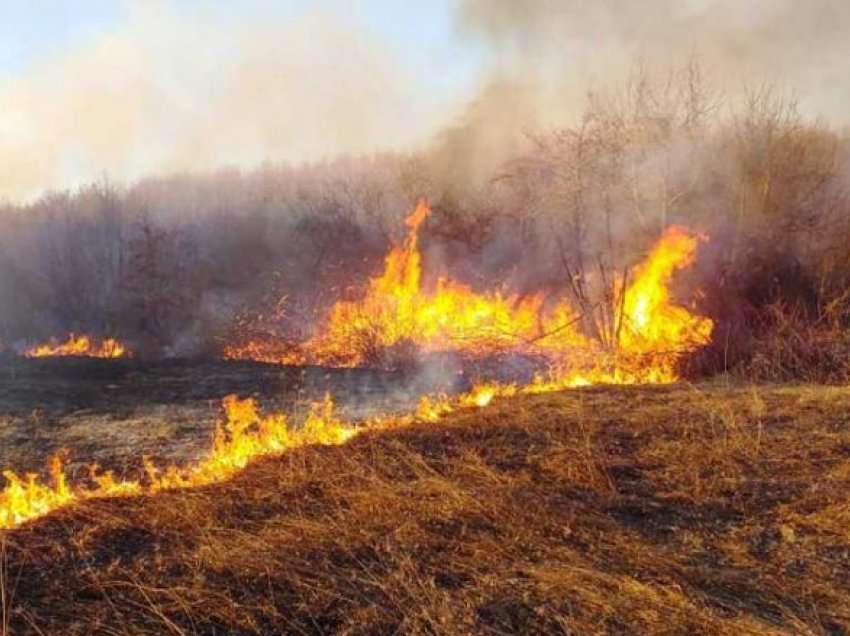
[2,1,848,202]
[0,0,487,201]
[0,1,121,75]
[0,1,482,84]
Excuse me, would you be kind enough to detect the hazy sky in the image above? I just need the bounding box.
[2,1,848,202]
[0,1,484,93]
[0,1,487,201]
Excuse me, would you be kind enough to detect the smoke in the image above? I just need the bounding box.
[433,0,850,185]
[5,1,848,202]
[0,3,464,202]
[460,0,850,108]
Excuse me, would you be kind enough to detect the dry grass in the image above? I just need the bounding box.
[3,383,850,634]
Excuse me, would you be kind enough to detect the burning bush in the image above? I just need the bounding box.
[223,199,713,389]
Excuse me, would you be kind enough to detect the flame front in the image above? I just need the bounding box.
[26,334,126,359]
[269,200,591,367]
[0,382,530,530]
[230,201,713,386]
[0,394,356,529]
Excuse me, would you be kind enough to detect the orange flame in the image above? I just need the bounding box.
[228,201,712,385]
[0,380,531,530]
[0,206,716,530]
[266,200,591,367]
[619,226,712,354]
[0,394,356,529]
[26,334,126,358]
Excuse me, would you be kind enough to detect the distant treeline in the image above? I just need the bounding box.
[2,64,849,380]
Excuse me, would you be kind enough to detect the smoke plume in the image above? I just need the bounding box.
[435,0,850,184]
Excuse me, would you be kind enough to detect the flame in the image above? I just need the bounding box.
[619,226,712,354]
[0,375,534,530]
[228,201,713,386]
[0,394,356,529]
[26,334,126,358]
[0,206,716,530]
[513,228,713,390]
[415,393,454,422]
[263,200,591,367]
[458,382,517,408]
[142,394,355,491]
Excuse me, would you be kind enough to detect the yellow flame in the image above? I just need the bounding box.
[26,334,126,358]
[0,373,535,530]
[233,200,593,367]
[0,393,358,529]
[228,202,713,388]
[620,226,713,354]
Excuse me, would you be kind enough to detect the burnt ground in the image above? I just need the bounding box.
[3,380,850,634]
[0,356,463,475]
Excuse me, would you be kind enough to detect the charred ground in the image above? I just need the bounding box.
[0,357,461,475]
[3,381,850,634]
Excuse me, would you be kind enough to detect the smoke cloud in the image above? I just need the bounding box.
[3,1,849,201]
[0,3,463,201]
[459,0,850,111]
[435,0,850,184]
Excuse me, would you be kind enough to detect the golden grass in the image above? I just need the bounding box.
[3,383,850,634]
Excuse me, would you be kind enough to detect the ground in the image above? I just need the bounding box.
[2,362,850,634]
[0,357,459,474]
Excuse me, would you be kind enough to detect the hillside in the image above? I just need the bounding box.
[4,383,850,635]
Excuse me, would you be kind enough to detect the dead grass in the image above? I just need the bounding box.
[3,383,850,634]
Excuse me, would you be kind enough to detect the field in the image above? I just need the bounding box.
[0,357,458,475]
[2,363,850,634]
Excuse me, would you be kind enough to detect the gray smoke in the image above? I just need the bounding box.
[431,0,850,186]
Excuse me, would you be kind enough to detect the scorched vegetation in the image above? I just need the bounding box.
[3,384,850,634]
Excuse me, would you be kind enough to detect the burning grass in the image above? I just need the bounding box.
[0,388,366,529]
[0,212,719,545]
[0,201,832,632]
[3,383,850,634]
[25,334,126,359]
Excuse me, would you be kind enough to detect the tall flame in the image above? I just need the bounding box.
[268,200,591,367]
[619,226,712,353]
[523,226,713,389]
[228,201,713,384]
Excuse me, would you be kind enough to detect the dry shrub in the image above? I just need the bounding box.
[733,303,850,383]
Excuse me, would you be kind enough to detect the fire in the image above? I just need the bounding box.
[459,382,517,408]
[263,200,592,366]
[0,456,73,528]
[0,377,537,530]
[144,394,356,491]
[223,339,304,366]
[0,204,715,530]
[0,394,356,529]
[415,393,454,422]
[228,201,712,386]
[619,226,712,355]
[26,334,126,358]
